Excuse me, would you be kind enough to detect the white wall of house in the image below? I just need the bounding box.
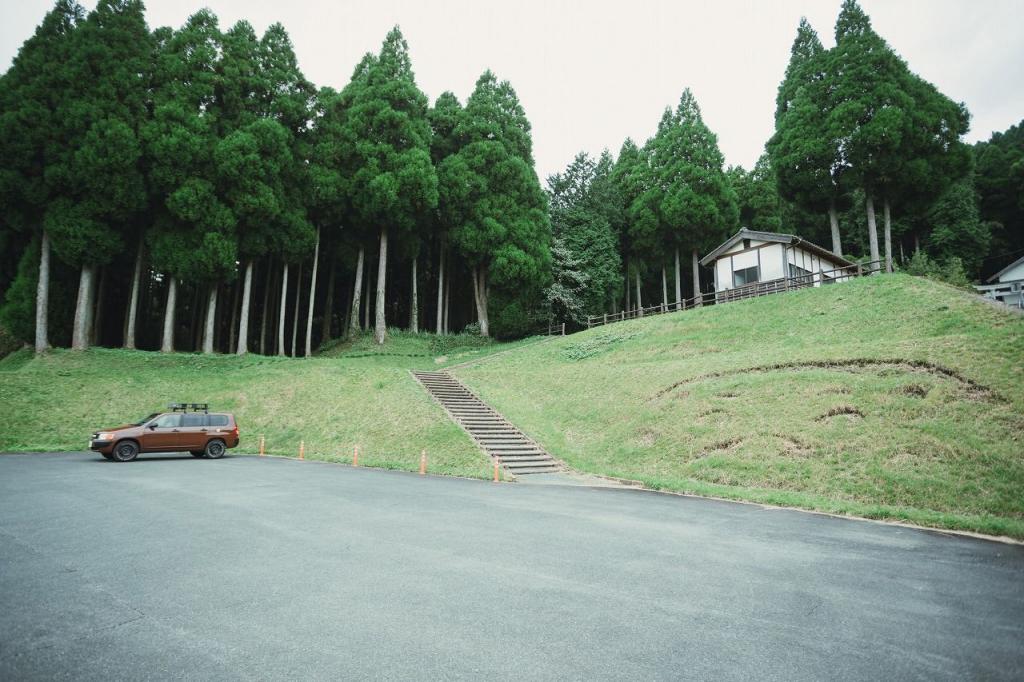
[712,242,849,292]
[997,261,1024,283]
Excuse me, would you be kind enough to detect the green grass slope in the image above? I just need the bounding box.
[455,275,1024,537]
[0,336,505,478]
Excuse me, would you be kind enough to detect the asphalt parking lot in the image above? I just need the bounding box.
[1,451,1022,680]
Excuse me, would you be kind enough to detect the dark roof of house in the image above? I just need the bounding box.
[986,255,1024,283]
[699,228,856,268]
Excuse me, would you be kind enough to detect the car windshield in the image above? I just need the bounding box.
[133,413,160,426]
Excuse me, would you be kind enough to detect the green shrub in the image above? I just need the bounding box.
[900,251,973,289]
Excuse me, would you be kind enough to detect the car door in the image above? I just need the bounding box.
[179,413,208,449]
[141,413,182,451]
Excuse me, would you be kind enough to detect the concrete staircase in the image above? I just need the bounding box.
[412,371,562,476]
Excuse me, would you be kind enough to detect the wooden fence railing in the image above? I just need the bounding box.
[974,280,1024,309]
[584,260,882,330]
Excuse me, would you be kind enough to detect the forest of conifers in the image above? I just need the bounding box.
[1,0,1022,355]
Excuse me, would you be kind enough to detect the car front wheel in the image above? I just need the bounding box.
[111,440,139,462]
[204,439,226,459]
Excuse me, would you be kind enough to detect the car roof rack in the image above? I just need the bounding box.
[169,402,209,414]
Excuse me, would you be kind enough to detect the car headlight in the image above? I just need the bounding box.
[97,432,114,440]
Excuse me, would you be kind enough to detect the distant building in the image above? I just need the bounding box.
[700,229,855,301]
[977,255,1024,308]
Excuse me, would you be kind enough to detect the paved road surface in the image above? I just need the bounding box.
[1,452,1022,680]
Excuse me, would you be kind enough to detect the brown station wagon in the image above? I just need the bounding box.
[90,403,240,462]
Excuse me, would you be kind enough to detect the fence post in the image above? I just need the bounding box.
[561,322,565,335]
[856,263,863,278]
[603,313,607,325]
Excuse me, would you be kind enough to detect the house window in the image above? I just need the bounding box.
[733,266,759,286]
[742,238,751,249]
[788,264,811,279]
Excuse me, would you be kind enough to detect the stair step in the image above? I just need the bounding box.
[487,440,544,446]
[505,464,560,472]
[491,448,548,455]
[496,457,552,464]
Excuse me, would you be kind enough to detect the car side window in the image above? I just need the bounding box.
[152,414,181,428]
[208,415,228,427]
[182,413,206,427]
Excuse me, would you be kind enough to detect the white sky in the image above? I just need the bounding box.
[3,0,1022,181]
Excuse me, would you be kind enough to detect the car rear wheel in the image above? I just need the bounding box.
[111,440,139,462]
[204,439,226,459]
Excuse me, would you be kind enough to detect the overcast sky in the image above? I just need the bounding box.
[3,0,1022,182]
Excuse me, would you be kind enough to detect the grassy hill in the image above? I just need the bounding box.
[4,275,1022,537]
[454,275,1024,538]
[0,331,540,479]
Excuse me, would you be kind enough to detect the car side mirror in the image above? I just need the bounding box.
[148,424,157,430]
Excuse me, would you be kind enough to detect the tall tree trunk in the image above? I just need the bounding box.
[435,246,445,334]
[914,232,920,254]
[828,200,843,258]
[291,263,302,356]
[865,193,881,272]
[270,264,282,355]
[634,269,643,316]
[34,230,51,353]
[472,265,490,337]
[259,260,272,355]
[124,239,144,349]
[342,284,352,337]
[661,266,668,312]
[228,276,241,354]
[692,249,702,307]
[190,285,203,351]
[305,227,320,357]
[322,252,336,343]
[277,262,289,356]
[374,228,388,345]
[202,284,218,354]
[363,250,371,331]
[409,256,418,333]
[161,276,177,353]
[140,265,152,345]
[443,263,451,334]
[348,246,364,339]
[625,256,631,313]
[883,198,893,273]
[674,247,682,311]
[91,266,106,346]
[71,264,96,350]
